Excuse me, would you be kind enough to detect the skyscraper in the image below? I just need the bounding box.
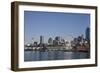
[40,35,44,44]
[48,37,53,45]
[85,27,90,42]
[55,36,61,45]
[55,36,60,42]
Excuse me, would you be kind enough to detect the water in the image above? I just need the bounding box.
[24,50,90,61]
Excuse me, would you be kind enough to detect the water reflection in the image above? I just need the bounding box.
[24,50,90,61]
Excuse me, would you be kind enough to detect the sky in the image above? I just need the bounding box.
[24,11,90,43]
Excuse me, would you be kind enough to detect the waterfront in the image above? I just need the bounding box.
[24,50,90,61]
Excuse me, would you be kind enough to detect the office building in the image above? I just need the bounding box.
[85,27,90,42]
[48,37,53,45]
[40,35,44,44]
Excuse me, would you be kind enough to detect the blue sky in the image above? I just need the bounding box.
[24,11,90,43]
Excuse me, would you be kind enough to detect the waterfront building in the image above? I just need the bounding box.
[61,38,66,46]
[73,38,78,44]
[34,41,38,46]
[85,27,90,42]
[40,35,44,44]
[48,37,53,45]
[65,41,72,49]
[53,40,59,46]
[53,40,56,46]
[55,36,61,45]
[77,36,82,42]
[55,36,60,41]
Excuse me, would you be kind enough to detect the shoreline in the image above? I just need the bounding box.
[24,49,89,52]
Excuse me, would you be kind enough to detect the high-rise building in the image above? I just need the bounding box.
[85,27,90,42]
[55,36,61,45]
[48,37,53,45]
[40,35,44,44]
[61,38,65,44]
[34,41,38,46]
[55,36,60,41]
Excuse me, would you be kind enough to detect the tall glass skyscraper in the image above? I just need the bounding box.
[40,35,44,44]
[85,27,90,42]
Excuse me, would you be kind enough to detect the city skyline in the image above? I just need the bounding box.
[24,11,90,44]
